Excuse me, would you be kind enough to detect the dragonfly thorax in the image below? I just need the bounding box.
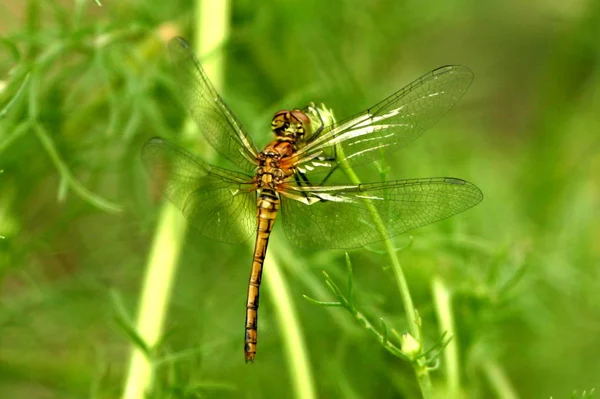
[256,140,296,189]
[271,109,311,142]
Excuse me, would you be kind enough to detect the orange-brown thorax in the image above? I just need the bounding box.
[256,109,311,190]
[256,141,295,189]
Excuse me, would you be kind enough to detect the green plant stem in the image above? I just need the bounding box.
[196,1,230,83]
[122,205,186,399]
[384,238,432,398]
[432,275,460,398]
[25,69,121,214]
[266,235,317,399]
[0,73,30,119]
[337,155,432,397]
[481,358,519,399]
[304,267,409,360]
[380,216,433,398]
[34,123,122,214]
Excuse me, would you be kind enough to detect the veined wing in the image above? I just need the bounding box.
[168,37,259,173]
[141,137,257,243]
[280,177,482,249]
[295,66,473,171]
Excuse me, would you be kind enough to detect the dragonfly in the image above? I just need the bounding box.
[142,37,483,363]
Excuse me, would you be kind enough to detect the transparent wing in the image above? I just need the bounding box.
[280,177,482,249]
[296,66,473,171]
[168,37,259,173]
[141,137,257,244]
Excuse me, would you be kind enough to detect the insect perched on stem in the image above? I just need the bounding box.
[142,37,483,362]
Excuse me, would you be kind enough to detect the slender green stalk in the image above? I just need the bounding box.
[303,260,409,361]
[28,71,120,214]
[383,238,432,398]
[0,73,29,120]
[432,275,460,398]
[336,145,432,397]
[266,235,317,399]
[122,2,230,398]
[121,205,186,399]
[196,1,230,84]
[481,359,519,399]
[34,123,122,214]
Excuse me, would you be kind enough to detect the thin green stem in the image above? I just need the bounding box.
[266,235,317,399]
[0,121,32,154]
[34,123,122,214]
[432,275,460,398]
[383,237,420,341]
[336,147,432,397]
[481,358,519,399]
[22,69,121,213]
[304,262,409,360]
[122,205,186,399]
[0,73,30,120]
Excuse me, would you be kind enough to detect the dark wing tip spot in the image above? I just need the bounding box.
[444,177,466,185]
[433,65,474,83]
[443,177,484,204]
[434,65,456,75]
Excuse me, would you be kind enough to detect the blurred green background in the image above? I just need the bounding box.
[1,0,599,398]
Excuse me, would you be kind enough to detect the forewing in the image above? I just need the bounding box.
[141,137,257,244]
[281,177,482,249]
[296,66,473,171]
[168,37,259,173]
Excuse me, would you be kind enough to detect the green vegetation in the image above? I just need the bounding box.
[1,1,599,398]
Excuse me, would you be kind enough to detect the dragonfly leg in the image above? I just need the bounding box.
[314,141,340,186]
[317,163,339,186]
[293,172,312,199]
[294,171,335,203]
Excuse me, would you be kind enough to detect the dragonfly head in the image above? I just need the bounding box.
[271,109,311,141]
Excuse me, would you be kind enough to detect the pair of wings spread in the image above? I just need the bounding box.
[141,37,483,249]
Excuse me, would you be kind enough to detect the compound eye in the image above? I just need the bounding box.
[291,110,310,125]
